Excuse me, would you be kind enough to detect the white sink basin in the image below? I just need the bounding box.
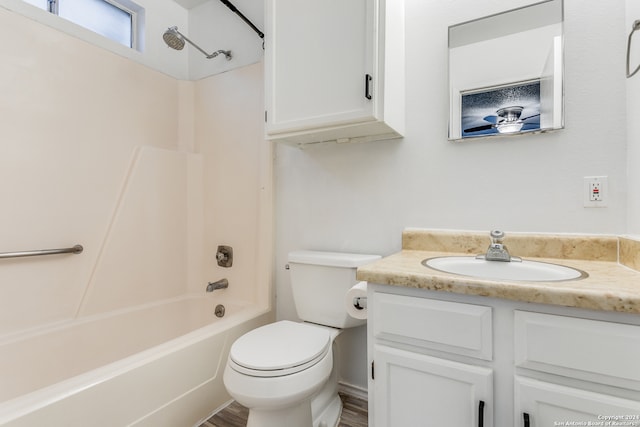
[422,256,588,282]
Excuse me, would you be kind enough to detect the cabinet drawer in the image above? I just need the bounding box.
[372,292,492,360]
[515,311,640,390]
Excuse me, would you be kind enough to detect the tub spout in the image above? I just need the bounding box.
[207,278,229,292]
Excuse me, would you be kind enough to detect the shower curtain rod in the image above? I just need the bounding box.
[218,0,264,39]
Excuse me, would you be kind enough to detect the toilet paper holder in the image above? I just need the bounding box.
[353,296,367,310]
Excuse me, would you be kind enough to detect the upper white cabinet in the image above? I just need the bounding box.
[265,0,404,145]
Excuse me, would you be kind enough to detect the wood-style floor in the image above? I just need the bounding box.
[200,392,368,427]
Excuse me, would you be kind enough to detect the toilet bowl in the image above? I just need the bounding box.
[223,321,340,427]
[223,251,380,427]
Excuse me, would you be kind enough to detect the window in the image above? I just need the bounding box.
[25,0,137,48]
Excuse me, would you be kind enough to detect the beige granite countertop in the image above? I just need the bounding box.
[356,229,640,314]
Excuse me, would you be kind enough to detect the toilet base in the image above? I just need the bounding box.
[310,345,342,427]
[246,400,312,427]
[244,391,342,427]
[313,393,342,427]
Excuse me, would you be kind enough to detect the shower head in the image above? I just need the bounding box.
[162,26,232,60]
[163,27,185,50]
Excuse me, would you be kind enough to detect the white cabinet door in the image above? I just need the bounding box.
[515,376,640,427]
[373,345,493,427]
[266,0,374,134]
[265,0,404,145]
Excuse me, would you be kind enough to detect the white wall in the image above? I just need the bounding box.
[627,0,640,235]
[275,0,628,390]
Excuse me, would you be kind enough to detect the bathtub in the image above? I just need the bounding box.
[0,295,271,427]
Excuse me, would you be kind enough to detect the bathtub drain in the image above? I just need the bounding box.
[215,304,226,318]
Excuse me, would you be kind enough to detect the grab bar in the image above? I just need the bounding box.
[0,244,83,259]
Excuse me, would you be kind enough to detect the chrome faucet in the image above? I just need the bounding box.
[206,278,229,292]
[477,230,521,262]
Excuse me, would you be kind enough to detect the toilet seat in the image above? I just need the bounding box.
[229,321,331,378]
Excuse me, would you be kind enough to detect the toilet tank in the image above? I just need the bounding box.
[288,250,381,329]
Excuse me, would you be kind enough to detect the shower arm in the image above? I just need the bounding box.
[176,29,232,60]
[218,0,264,39]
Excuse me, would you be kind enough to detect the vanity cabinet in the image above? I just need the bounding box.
[374,346,492,426]
[513,310,640,426]
[369,291,494,426]
[367,285,640,427]
[264,0,404,145]
[515,376,640,426]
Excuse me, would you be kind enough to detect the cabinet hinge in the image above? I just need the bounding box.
[371,360,375,380]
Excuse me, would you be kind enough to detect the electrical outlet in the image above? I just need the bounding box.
[589,181,602,201]
[584,176,608,207]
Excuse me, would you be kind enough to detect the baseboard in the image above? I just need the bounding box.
[193,399,234,427]
[338,381,368,401]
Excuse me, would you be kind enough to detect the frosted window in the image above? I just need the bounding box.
[58,0,132,47]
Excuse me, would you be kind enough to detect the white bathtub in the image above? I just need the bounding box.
[0,295,271,427]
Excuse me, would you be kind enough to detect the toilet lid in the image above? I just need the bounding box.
[229,321,331,377]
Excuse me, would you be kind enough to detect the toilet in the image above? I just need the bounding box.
[223,250,380,427]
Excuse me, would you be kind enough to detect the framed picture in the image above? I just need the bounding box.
[460,80,541,138]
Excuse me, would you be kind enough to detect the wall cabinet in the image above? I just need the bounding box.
[368,285,640,427]
[264,0,404,145]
